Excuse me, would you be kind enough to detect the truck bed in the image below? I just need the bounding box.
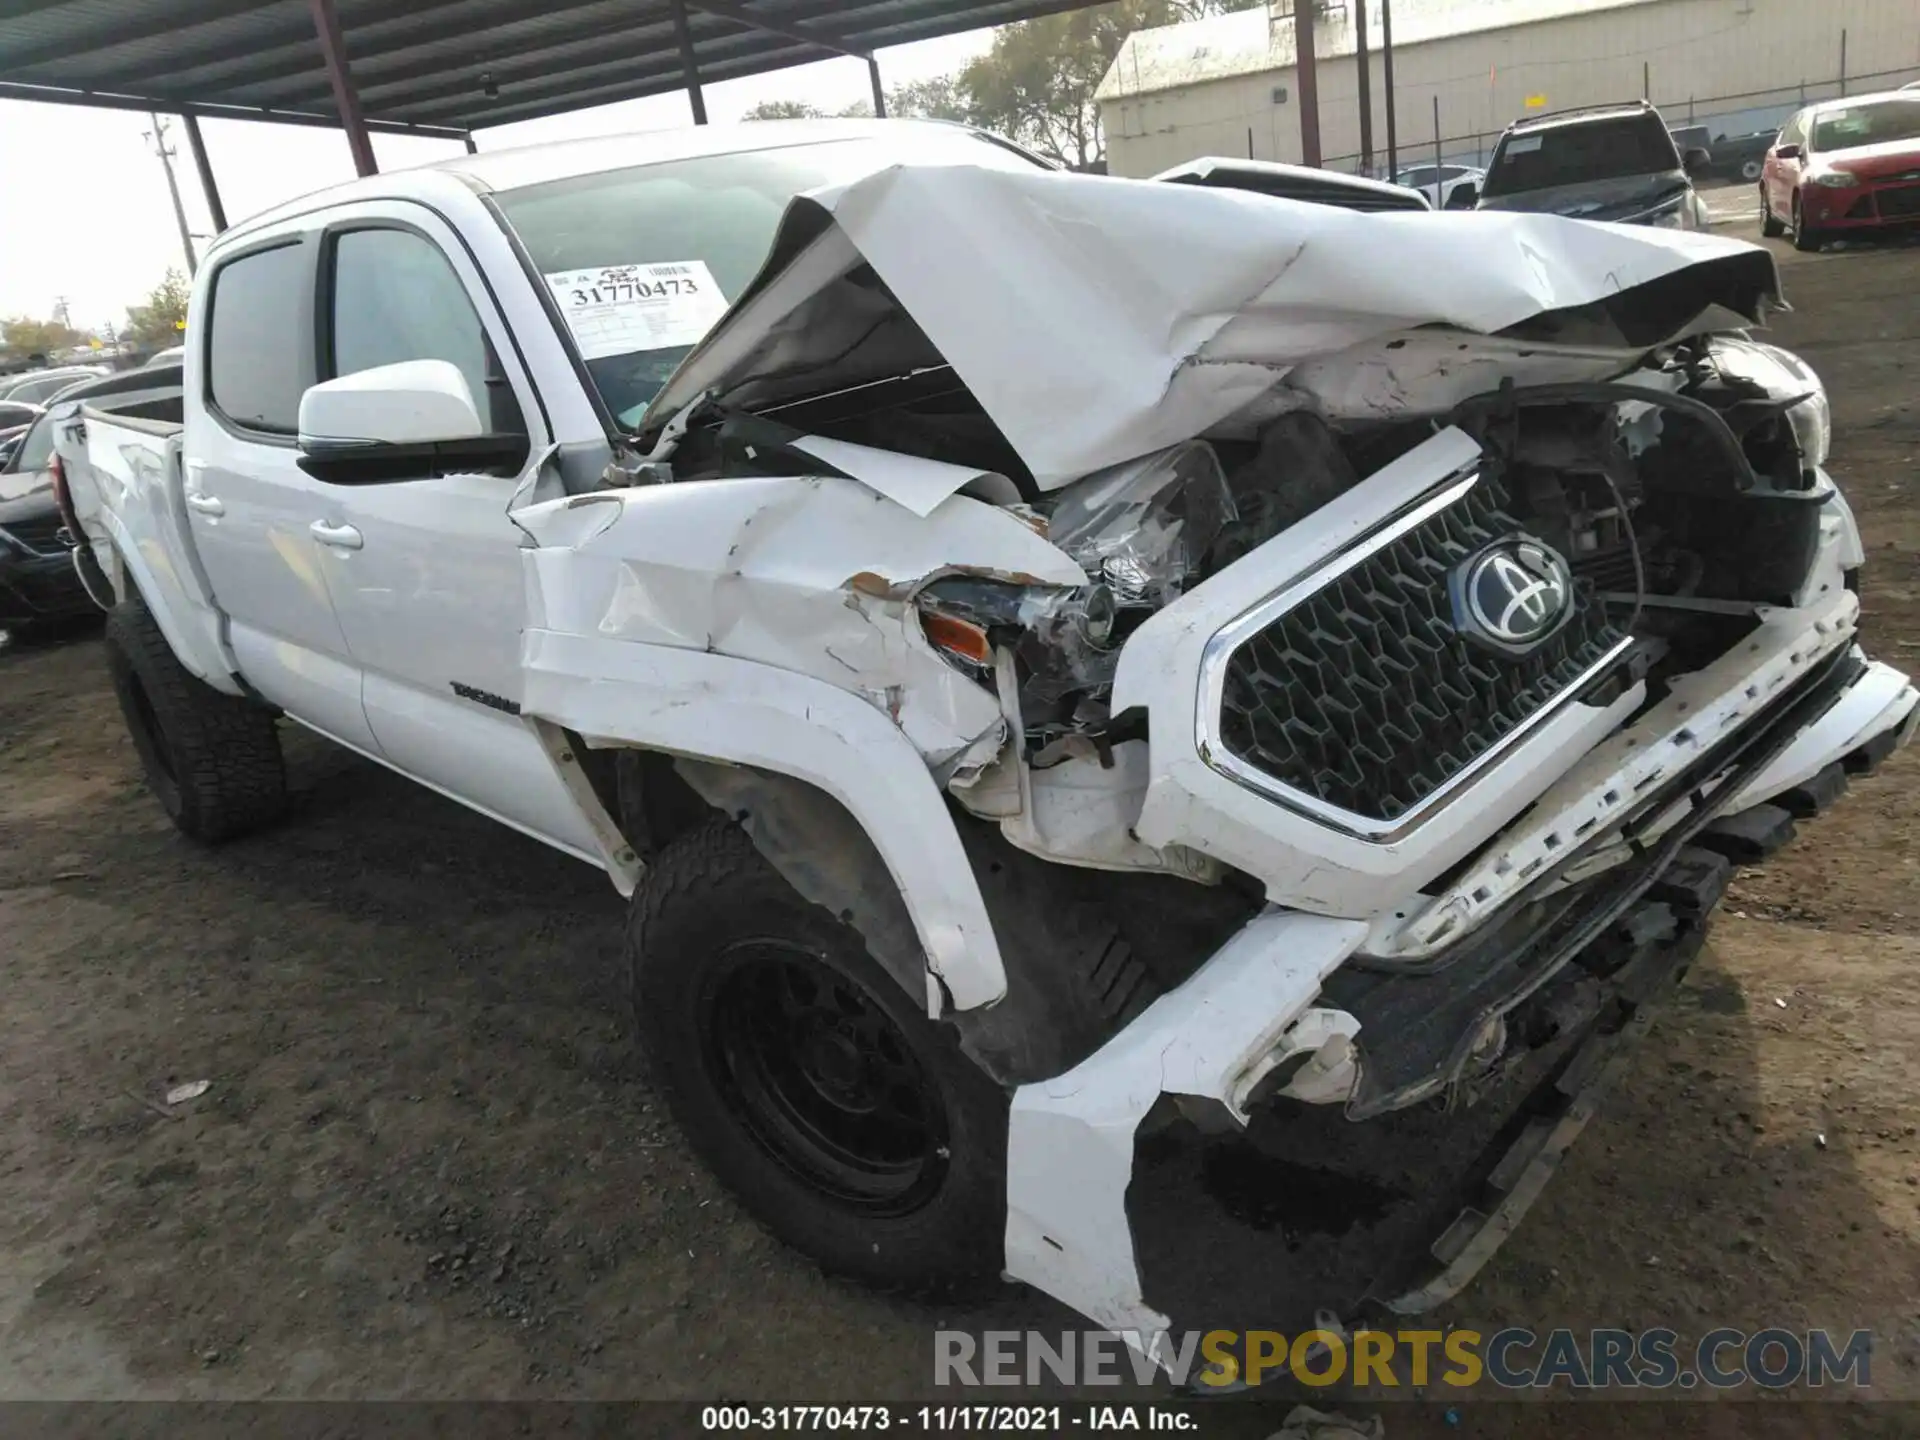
[59,379,234,689]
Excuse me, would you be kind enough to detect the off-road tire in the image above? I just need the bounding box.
[104,596,287,842]
[1760,186,1785,237]
[627,818,1009,1295]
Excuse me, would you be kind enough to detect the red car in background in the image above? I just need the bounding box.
[1761,91,1920,251]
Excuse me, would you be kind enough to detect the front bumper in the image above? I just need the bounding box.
[1004,641,1916,1353]
[1802,181,1920,233]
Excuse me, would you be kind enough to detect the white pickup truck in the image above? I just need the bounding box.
[59,118,1918,1351]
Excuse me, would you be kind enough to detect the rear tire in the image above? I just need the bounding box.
[104,596,286,842]
[1760,186,1786,237]
[627,819,1008,1295]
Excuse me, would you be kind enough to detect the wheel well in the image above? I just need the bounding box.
[602,748,721,862]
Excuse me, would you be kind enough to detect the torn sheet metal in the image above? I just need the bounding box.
[515,472,1082,765]
[788,435,1022,518]
[647,163,1780,487]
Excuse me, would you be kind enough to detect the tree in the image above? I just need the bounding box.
[123,268,191,351]
[742,98,823,120]
[1,315,86,367]
[887,75,973,124]
[742,87,959,123]
[957,0,1264,169]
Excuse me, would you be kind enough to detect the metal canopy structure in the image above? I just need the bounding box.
[0,0,1101,138]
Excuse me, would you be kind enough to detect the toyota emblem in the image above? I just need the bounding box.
[1453,537,1575,654]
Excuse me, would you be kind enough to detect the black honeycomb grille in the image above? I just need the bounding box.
[1216,477,1625,825]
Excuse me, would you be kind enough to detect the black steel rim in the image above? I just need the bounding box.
[700,941,948,1216]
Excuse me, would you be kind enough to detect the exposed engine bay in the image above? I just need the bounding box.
[662,329,1842,839]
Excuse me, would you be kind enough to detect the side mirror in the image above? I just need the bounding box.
[1775,142,1803,161]
[1683,146,1712,176]
[1445,182,1479,209]
[296,359,525,484]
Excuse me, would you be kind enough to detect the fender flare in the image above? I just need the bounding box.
[100,511,244,698]
[519,626,1008,1013]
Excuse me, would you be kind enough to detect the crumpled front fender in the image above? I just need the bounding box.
[520,627,1010,1012]
[510,470,1090,1014]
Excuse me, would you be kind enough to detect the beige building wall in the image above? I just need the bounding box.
[1103,0,1920,179]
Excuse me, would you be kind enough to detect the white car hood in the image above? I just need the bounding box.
[646,162,1779,491]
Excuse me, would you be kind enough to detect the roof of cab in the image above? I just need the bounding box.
[212,118,983,250]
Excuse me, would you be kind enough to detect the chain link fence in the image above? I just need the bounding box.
[1320,61,1920,182]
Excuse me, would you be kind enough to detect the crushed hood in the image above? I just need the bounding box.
[645,162,1780,490]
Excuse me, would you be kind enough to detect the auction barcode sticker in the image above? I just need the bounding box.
[543,260,729,360]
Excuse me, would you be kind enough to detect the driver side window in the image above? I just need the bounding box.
[325,226,524,435]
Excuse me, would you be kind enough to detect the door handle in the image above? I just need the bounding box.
[309,519,363,550]
[185,493,225,517]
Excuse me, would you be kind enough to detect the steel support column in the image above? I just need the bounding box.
[1294,0,1321,167]
[670,0,708,125]
[869,55,887,118]
[179,111,228,233]
[307,0,376,175]
[1353,0,1373,173]
[1381,0,1398,176]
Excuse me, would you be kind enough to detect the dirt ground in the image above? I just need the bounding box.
[3,235,1920,1426]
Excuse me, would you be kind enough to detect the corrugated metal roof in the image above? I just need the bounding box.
[1096,0,1669,103]
[0,0,1109,135]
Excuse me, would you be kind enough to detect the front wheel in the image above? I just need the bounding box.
[1792,194,1823,252]
[626,820,1009,1294]
[1760,185,1786,237]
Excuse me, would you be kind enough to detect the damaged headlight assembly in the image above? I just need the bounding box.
[1711,337,1832,471]
[916,576,1120,709]
[915,442,1237,717]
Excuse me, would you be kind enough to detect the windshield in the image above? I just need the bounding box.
[1482,114,1681,197]
[1813,98,1920,152]
[494,132,1044,426]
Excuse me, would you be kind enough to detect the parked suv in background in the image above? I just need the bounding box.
[1477,100,1712,228]
[1762,91,1920,251]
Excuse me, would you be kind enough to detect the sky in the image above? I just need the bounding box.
[0,28,990,333]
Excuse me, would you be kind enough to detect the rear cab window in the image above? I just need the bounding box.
[1483,113,1683,198]
[205,241,309,435]
[323,224,523,435]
